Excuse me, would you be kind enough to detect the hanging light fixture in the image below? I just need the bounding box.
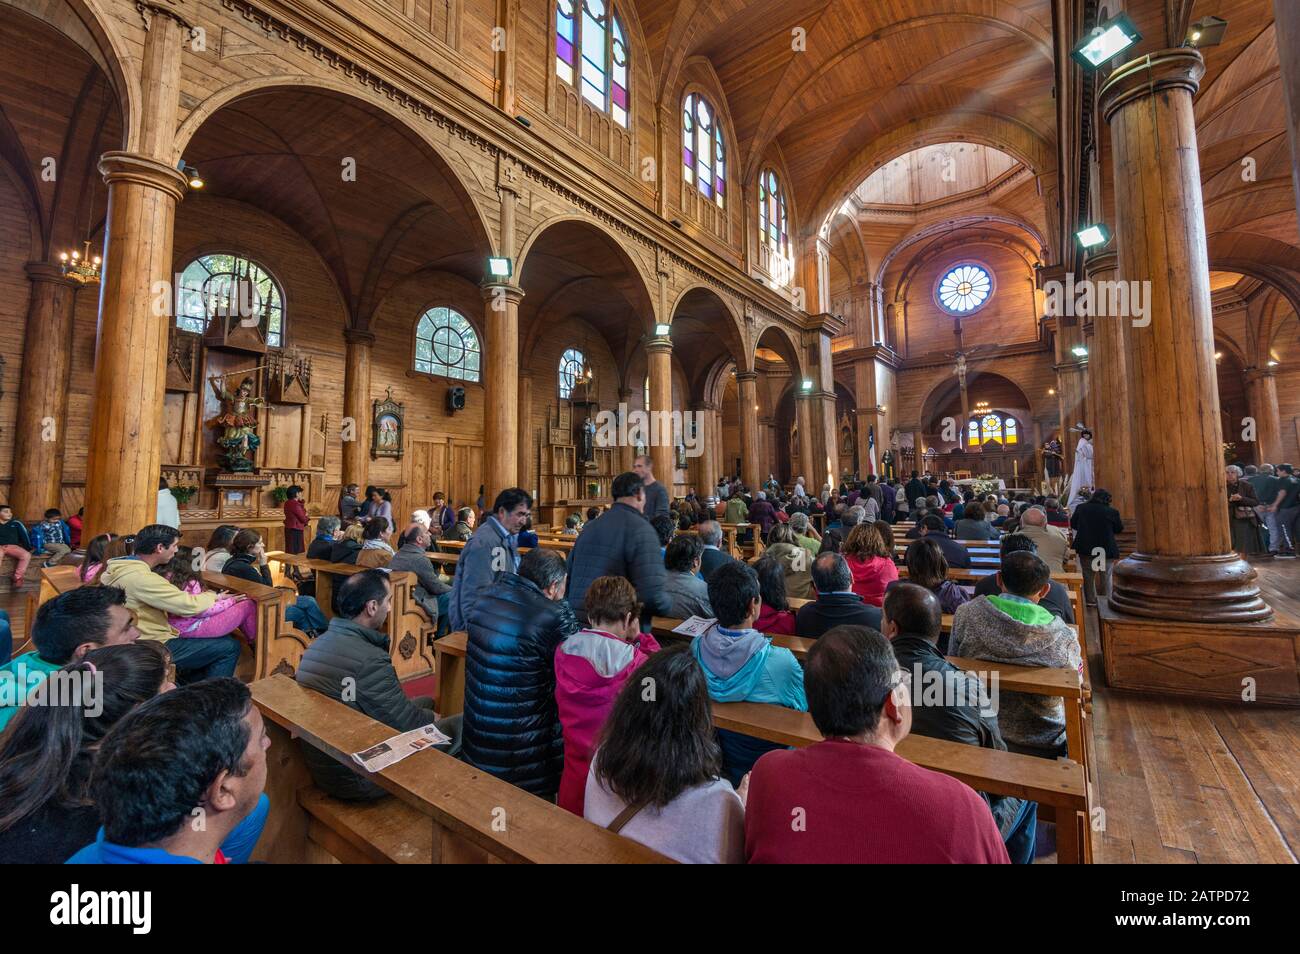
[59,239,102,286]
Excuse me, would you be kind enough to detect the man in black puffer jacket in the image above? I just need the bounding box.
[566,471,671,625]
[464,548,579,798]
[296,569,462,800]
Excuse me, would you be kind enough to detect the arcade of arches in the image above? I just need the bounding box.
[2,0,1300,864]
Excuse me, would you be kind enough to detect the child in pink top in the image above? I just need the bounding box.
[554,576,660,816]
[158,549,258,644]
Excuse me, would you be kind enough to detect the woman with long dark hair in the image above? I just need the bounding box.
[202,524,240,572]
[584,645,744,863]
[0,642,173,863]
[752,555,797,635]
[887,537,971,615]
[79,533,115,583]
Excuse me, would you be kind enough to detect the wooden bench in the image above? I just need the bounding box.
[268,552,436,680]
[436,538,575,554]
[250,675,671,864]
[710,700,1090,863]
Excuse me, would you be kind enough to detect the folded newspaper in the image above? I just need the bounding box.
[351,723,452,773]
[671,616,716,637]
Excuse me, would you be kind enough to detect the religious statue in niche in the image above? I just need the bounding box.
[578,416,596,466]
[881,448,896,481]
[371,387,404,460]
[675,441,687,471]
[208,373,266,472]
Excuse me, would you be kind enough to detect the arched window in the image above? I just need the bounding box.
[555,0,629,128]
[937,263,992,314]
[683,93,726,209]
[966,411,1019,447]
[176,253,284,348]
[758,168,790,283]
[415,307,480,382]
[559,348,586,399]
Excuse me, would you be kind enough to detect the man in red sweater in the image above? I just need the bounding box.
[744,624,1010,864]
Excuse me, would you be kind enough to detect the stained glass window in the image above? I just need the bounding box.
[555,1,628,128]
[938,263,992,314]
[683,93,726,209]
[415,307,481,382]
[758,169,789,279]
[559,348,586,399]
[966,412,1019,447]
[555,0,576,85]
[176,253,284,348]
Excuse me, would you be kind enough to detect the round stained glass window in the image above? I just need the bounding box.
[938,264,993,314]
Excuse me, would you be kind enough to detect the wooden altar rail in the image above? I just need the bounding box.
[267,552,435,680]
[250,675,671,864]
[429,630,1089,863]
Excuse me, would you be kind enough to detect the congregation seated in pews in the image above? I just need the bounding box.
[0,472,1095,864]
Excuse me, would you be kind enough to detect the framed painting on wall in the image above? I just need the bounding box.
[371,387,404,460]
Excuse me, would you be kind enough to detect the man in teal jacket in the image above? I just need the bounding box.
[693,560,808,785]
[0,586,140,732]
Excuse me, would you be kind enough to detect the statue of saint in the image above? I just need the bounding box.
[579,416,596,464]
[209,374,265,472]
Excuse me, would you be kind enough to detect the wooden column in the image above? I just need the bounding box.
[1100,49,1269,622]
[736,371,760,491]
[298,403,313,469]
[912,429,925,474]
[82,8,189,539]
[516,372,533,498]
[482,283,523,504]
[646,336,674,486]
[796,393,817,487]
[689,401,717,495]
[1276,0,1300,233]
[341,329,374,491]
[11,264,78,517]
[617,386,635,473]
[1084,250,1136,519]
[1245,368,1283,465]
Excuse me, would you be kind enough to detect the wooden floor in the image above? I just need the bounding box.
[1087,557,1300,864]
[4,557,1297,864]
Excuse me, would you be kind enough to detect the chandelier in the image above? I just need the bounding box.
[59,240,102,286]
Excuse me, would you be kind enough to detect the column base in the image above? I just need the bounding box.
[1108,551,1272,623]
[1098,597,1300,705]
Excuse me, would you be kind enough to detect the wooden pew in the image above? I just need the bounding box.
[267,552,436,680]
[710,699,1090,863]
[199,569,312,680]
[249,675,671,864]
[436,538,575,554]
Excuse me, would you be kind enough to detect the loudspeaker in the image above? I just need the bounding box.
[447,386,466,412]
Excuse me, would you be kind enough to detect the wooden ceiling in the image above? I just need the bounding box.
[630,0,1059,232]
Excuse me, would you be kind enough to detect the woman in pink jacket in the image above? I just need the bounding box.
[554,575,660,815]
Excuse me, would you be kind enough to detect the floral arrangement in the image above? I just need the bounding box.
[270,485,292,505]
[169,485,200,506]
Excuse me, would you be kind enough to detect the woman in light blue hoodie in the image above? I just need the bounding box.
[693,561,807,785]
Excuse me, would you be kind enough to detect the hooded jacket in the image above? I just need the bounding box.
[99,557,216,642]
[553,628,660,814]
[949,595,1082,750]
[464,573,580,797]
[691,622,807,784]
[764,541,813,601]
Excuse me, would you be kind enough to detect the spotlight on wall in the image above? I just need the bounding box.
[1076,223,1112,250]
[183,164,204,189]
[1186,16,1228,48]
[486,256,513,279]
[654,323,672,337]
[670,219,683,229]
[514,115,532,128]
[800,379,813,392]
[1214,351,1223,361]
[1267,359,1279,367]
[1072,346,1089,358]
[1071,13,1142,69]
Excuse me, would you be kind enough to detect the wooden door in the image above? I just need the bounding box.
[451,442,484,511]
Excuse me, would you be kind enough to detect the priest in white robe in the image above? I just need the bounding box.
[1066,429,1094,511]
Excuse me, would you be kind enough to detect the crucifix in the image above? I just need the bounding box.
[951,318,971,450]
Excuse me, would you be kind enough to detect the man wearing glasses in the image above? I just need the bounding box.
[447,487,532,632]
[743,624,1010,864]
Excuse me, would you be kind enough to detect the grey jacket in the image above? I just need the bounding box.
[295,616,458,799]
[642,480,670,521]
[949,595,1082,750]
[663,570,714,619]
[390,542,450,624]
[448,518,517,632]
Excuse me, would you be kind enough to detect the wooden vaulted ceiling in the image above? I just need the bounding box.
[631,0,1059,231]
[181,88,493,330]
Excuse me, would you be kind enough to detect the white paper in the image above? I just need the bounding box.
[671,615,716,637]
[351,723,452,773]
